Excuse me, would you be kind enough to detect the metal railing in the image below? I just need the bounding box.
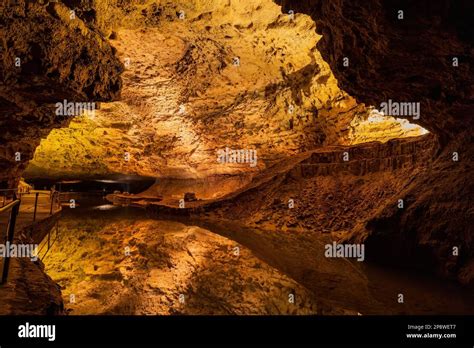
[1,188,19,208]
[0,188,61,285]
[0,195,21,285]
[37,220,60,261]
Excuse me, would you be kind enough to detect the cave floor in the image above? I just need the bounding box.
[107,134,435,211]
[5,133,462,315]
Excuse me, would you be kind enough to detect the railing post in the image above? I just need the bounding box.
[50,192,54,215]
[33,192,39,221]
[1,200,20,285]
[2,193,5,207]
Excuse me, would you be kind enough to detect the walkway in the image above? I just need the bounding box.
[0,190,61,240]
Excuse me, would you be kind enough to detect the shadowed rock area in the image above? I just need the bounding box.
[273,0,473,284]
[0,0,123,188]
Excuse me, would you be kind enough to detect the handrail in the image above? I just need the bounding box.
[19,191,51,195]
[2,190,51,208]
[37,220,60,261]
[1,190,61,284]
[0,199,20,213]
[0,195,21,285]
[0,189,50,193]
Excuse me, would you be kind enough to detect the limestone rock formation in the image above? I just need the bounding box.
[23,0,424,181]
[43,216,353,314]
[276,0,474,141]
[0,0,123,187]
[270,0,474,283]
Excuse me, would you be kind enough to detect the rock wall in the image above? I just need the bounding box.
[275,0,474,142]
[0,0,123,188]
[22,0,356,179]
[272,0,474,283]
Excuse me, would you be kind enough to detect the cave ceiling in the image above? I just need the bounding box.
[4,0,426,181]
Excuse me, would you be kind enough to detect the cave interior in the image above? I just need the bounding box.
[0,0,473,315]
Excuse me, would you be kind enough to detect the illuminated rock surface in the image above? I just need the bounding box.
[23,0,424,180]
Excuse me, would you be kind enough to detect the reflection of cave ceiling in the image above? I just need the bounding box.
[22,0,425,180]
